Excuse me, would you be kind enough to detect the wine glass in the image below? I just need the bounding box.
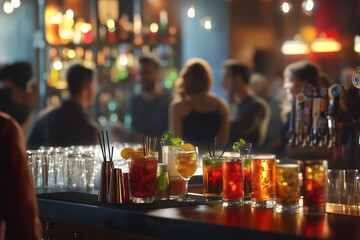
[174,146,198,202]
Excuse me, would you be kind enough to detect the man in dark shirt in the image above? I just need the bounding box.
[113,56,171,142]
[222,60,270,148]
[0,62,37,131]
[27,64,99,149]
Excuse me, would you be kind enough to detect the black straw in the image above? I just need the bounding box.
[213,137,216,157]
[207,141,212,157]
[106,131,111,162]
[110,146,114,162]
[142,137,146,156]
[218,142,229,160]
[102,131,106,160]
[97,132,106,161]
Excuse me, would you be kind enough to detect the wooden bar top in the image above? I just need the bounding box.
[37,192,360,240]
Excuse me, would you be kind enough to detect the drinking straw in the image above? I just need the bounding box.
[106,130,111,161]
[142,136,146,156]
[110,146,114,162]
[102,131,106,160]
[213,137,216,157]
[218,142,229,160]
[207,141,212,157]
[152,137,157,153]
[97,132,106,161]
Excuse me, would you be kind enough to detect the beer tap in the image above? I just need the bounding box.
[311,95,321,148]
[317,88,329,148]
[303,85,315,147]
[327,84,342,148]
[295,93,305,146]
[288,96,296,147]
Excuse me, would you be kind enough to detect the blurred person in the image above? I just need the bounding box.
[169,58,229,151]
[0,61,37,132]
[340,67,360,123]
[250,73,283,150]
[222,60,269,148]
[0,112,42,240]
[319,71,334,89]
[27,64,99,149]
[112,56,171,142]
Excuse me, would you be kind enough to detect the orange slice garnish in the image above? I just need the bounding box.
[180,143,195,151]
[120,147,136,160]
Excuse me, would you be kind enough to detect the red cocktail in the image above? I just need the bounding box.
[130,153,158,203]
[222,157,243,207]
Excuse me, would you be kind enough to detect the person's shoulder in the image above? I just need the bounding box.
[211,95,229,112]
[251,95,269,108]
[0,111,22,136]
[170,98,191,113]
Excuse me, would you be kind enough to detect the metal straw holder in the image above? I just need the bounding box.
[123,172,131,201]
[98,161,114,203]
[108,168,125,204]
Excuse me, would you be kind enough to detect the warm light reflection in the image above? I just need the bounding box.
[281,40,310,55]
[354,35,360,52]
[202,17,212,30]
[302,0,314,14]
[187,6,195,18]
[53,60,63,71]
[106,19,115,29]
[65,9,74,19]
[4,1,14,14]
[311,36,341,53]
[281,2,291,14]
[10,0,20,9]
[119,54,128,66]
[150,23,159,33]
[169,26,177,35]
[133,14,142,34]
[67,49,76,59]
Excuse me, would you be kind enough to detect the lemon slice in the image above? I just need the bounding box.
[180,143,195,151]
[121,147,135,160]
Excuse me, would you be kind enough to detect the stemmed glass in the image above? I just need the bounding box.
[174,146,198,202]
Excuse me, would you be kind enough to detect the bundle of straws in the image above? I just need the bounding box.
[207,137,229,160]
[98,130,114,162]
[142,136,157,157]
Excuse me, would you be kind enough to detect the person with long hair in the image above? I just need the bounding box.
[169,58,229,152]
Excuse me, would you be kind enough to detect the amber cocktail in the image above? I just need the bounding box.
[174,145,198,202]
[130,153,158,203]
[251,154,276,208]
[275,162,299,213]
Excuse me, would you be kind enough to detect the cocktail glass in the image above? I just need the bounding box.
[275,160,299,213]
[202,155,223,201]
[237,143,252,204]
[302,160,327,216]
[222,154,244,208]
[251,154,276,208]
[174,147,198,202]
[130,152,158,203]
[161,141,186,199]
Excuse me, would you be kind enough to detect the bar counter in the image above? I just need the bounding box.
[37,191,360,240]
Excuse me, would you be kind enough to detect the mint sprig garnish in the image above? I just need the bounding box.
[161,131,183,147]
[233,138,247,151]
